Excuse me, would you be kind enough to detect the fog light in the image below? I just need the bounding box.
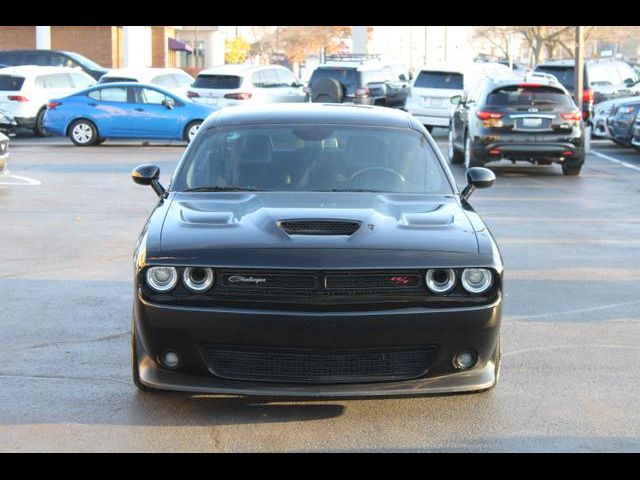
[160,350,180,369]
[454,349,478,370]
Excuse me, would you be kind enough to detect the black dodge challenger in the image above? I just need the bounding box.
[131,103,503,397]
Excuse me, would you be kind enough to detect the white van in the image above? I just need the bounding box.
[406,62,513,131]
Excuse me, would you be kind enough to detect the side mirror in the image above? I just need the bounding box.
[450,95,462,105]
[132,164,166,197]
[461,167,495,201]
[624,78,636,87]
[162,98,175,110]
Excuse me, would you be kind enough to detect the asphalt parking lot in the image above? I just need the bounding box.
[1,129,639,452]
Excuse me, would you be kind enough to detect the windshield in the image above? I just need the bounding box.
[63,51,103,70]
[487,85,573,106]
[534,66,576,90]
[172,125,452,194]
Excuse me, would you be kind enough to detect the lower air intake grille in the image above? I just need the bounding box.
[204,346,438,384]
[278,219,361,236]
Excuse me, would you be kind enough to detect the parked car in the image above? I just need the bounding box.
[307,54,410,108]
[43,82,218,146]
[606,98,640,147]
[0,132,8,176]
[99,68,195,98]
[0,65,96,136]
[405,62,513,132]
[630,110,640,151]
[187,64,306,108]
[534,58,640,125]
[0,105,17,135]
[0,49,108,80]
[592,96,640,138]
[449,73,586,175]
[129,103,503,396]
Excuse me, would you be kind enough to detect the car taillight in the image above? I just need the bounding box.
[355,87,370,97]
[47,101,62,110]
[476,111,503,120]
[583,88,594,104]
[8,95,28,102]
[186,91,200,98]
[224,92,252,100]
[561,111,582,121]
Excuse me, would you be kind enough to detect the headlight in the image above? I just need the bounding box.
[461,268,493,294]
[145,266,178,292]
[183,267,214,293]
[425,268,456,294]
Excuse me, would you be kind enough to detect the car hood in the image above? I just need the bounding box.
[147,192,487,269]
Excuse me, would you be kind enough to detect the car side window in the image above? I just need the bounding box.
[87,90,101,101]
[35,73,74,89]
[70,73,94,89]
[275,68,296,87]
[99,87,128,103]
[137,87,168,105]
[261,69,280,87]
[173,73,193,87]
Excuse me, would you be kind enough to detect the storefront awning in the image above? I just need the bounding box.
[168,37,194,53]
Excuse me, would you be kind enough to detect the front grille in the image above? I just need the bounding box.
[215,269,425,297]
[278,219,361,236]
[204,345,438,384]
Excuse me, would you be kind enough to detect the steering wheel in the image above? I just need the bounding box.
[349,167,406,184]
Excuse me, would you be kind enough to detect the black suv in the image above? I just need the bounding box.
[307,54,410,108]
[0,50,108,80]
[534,59,640,124]
[449,74,586,175]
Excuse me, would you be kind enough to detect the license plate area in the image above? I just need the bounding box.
[513,116,552,131]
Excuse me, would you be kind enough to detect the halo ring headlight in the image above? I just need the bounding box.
[461,268,493,294]
[183,267,214,293]
[425,268,456,294]
[146,266,178,292]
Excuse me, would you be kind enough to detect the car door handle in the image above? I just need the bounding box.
[134,108,144,112]
[88,102,97,107]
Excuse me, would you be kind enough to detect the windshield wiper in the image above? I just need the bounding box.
[312,188,390,193]
[183,186,267,192]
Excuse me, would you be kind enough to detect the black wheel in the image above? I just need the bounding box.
[33,108,50,137]
[562,162,583,176]
[311,77,344,103]
[448,126,464,165]
[464,134,482,168]
[131,315,154,392]
[69,119,99,146]
[184,120,202,142]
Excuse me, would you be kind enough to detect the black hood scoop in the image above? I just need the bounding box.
[278,219,362,236]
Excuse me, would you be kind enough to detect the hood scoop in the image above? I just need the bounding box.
[278,219,362,236]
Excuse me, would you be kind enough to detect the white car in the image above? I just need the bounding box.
[99,67,195,98]
[406,62,513,131]
[0,65,95,136]
[187,64,306,108]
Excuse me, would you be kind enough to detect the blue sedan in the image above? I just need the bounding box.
[43,82,218,146]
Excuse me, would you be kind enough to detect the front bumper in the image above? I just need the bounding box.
[133,291,502,396]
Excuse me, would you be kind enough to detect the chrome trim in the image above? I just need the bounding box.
[509,114,556,119]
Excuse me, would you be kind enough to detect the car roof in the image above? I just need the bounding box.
[197,64,286,76]
[0,65,88,76]
[203,103,415,129]
[102,67,193,80]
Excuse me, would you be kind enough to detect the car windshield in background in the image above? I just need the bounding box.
[414,71,464,89]
[99,77,138,84]
[63,51,103,70]
[173,125,452,194]
[0,75,25,91]
[486,85,573,106]
[534,66,575,90]
[193,75,242,89]
[311,68,359,89]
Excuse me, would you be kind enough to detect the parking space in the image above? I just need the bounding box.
[1,129,639,452]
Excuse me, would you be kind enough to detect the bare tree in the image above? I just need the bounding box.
[472,26,516,62]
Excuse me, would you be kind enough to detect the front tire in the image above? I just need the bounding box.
[69,119,99,146]
[184,120,202,142]
[33,108,50,137]
[464,134,481,168]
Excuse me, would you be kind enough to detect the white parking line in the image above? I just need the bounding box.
[0,174,41,186]
[591,150,640,172]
